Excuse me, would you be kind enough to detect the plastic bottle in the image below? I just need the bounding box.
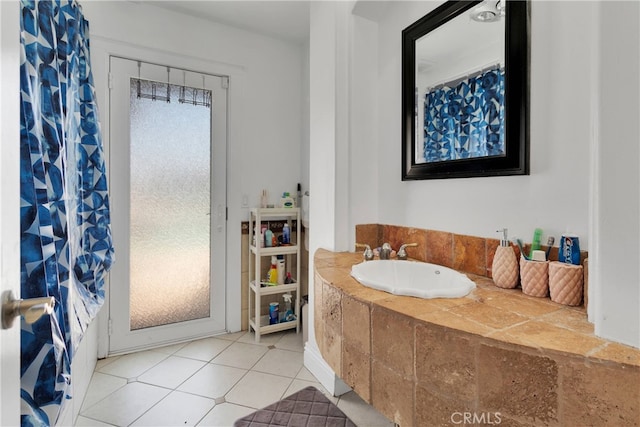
[265,229,273,247]
[267,256,278,285]
[282,293,295,322]
[280,192,295,208]
[276,257,285,285]
[284,272,293,284]
[492,228,519,289]
[269,302,279,324]
[282,223,290,244]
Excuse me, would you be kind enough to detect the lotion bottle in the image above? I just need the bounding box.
[267,256,278,285]
[492,228,519,289]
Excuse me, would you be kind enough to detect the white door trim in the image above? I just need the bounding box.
[0,1,22,424]
[89,37,245,357]
[107,56,228,354]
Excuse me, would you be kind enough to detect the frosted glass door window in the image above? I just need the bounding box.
[129,79,211,330]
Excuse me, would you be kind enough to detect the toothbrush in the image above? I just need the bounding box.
[545,236,555,260]
[513,238,527,260]
[529,228,543,259]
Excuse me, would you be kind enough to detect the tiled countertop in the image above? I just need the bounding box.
[314,248,639,368]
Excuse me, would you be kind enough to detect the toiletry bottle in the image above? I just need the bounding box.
[280,192,295,208]
[284,272,293,284]
[492,228,519,289]
[267,256,278,285]
[282,293,294,322]
[260,189,268,209]
[282,223,290,244]
[260,225,267,248]
[265,228,273,247]
[276,256,285,285]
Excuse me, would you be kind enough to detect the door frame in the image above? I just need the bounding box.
[107,56,228,353]
[0,1,21,425]
[90,37,245,357]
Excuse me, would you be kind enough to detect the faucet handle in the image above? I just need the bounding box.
[355,243,374,261]
[397,243,418,260]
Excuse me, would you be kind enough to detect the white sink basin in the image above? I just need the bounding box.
[350,260,475,299]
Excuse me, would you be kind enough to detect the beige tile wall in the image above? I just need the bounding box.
[356,223,589,309]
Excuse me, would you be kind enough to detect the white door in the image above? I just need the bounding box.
[0,1,21,424]
[108,57,227,353]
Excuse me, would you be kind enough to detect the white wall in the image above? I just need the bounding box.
[58,323,98,426]
[348,15,379,242]
[301,45,311,195]
[82,1,304,340]
[372,1,593,247]
[305,1,351,396]
[592,1,640,348]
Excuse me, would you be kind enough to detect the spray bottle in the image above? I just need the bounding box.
[282,293,295,322]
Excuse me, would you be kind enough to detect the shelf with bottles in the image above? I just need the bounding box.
[249,245,298,256]
[249,208,299,251]
[248,314,298,336]
[249,281,298,296]
[248,208,300,342]
[248,287,299,339]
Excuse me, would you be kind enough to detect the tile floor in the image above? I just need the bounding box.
[76,330,393,426]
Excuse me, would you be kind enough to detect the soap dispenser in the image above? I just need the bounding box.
[492,228,519,289]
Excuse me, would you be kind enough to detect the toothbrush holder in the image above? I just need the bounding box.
[549,261,584,306]
[519,257,549,298]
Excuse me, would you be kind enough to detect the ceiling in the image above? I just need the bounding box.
[147,1,311,43]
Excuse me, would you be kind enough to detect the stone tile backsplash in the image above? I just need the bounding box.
[356,223,589,307]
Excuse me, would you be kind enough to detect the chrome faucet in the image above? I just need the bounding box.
[397,243,418,260]
[355,243,374,261]
[379,243,393,260]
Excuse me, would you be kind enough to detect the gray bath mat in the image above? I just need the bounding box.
[233,386,356,427]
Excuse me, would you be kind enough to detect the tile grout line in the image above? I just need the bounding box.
[125,333,250,427]
[81,330,314,426]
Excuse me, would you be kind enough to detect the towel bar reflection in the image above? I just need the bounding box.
[1,290,55,329]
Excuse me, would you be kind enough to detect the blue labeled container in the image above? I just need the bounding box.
[269,302,279,324]
[558,234,580,265]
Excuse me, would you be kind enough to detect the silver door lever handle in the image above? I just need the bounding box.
[1,290,55,329]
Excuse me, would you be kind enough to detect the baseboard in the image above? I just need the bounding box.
[303,342,350,397]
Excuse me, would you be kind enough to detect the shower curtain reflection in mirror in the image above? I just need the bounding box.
[421,66,505,163]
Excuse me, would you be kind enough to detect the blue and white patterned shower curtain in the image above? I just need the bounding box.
[19,1,114,425]
[423,67,505,163]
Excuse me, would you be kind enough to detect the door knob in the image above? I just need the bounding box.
[1,290,55,329]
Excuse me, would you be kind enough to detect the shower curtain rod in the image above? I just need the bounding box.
[133,61,212,108]
[425,62,503,93]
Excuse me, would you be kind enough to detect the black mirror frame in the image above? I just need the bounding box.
[402,0,530,180]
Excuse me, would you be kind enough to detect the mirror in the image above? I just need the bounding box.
[402,0,529,180]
